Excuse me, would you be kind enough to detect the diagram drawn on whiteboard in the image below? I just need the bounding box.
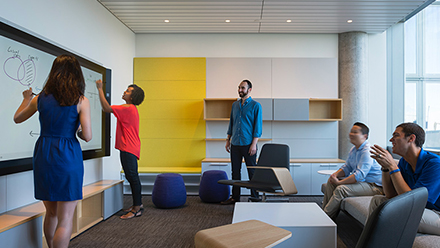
[3,53,37,87]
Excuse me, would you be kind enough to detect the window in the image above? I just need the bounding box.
[404,2,440,149]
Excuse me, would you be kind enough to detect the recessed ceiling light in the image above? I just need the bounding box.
[164,20,170,23]
[225,20,230,23]
[347,20,353,23]
[286,20,292,23]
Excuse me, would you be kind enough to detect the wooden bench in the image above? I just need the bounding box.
[0,180,123,248]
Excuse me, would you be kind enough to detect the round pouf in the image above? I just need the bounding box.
[199,170,230,203]
[152,173,187,209]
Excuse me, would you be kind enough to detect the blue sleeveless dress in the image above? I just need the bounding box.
[33,93,84,201]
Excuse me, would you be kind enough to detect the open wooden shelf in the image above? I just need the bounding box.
[309,98,343,121]
[204,98,236,120]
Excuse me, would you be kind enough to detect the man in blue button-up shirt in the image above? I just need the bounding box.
[322,122,383,219]
[221,79,262,205]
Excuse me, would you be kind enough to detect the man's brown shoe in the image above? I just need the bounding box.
[221,198,237,205]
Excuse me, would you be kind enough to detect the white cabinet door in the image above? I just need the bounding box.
[311,163,340,195]
[290,163,311,195]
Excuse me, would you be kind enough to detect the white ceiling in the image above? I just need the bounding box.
[98,0,435,34]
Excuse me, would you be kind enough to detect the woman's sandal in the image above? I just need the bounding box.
[123,204,144,213]
[120,209,142,220]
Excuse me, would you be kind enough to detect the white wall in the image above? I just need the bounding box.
[0,0,135,213]
[136,33,338,58]
[367,32,388,147]
[136,34,341,159]
[136,32,388,155]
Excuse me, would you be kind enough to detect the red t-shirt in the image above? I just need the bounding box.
[111,104,141,159]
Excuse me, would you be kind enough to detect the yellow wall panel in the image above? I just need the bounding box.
[134,57,206,172]
[137,100,204,120]
[134,58,206,81]
[134,80,205,100]
[139,119,205,139]
[139,139,205,168]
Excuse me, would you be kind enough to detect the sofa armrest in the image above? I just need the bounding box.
[340,196,373,225]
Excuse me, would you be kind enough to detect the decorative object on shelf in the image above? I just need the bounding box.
[152,173,187,209]
[199,170,230,203]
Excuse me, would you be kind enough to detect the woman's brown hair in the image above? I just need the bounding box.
[42,54,85,106]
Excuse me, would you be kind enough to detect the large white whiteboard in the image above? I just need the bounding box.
[0,34,103,162]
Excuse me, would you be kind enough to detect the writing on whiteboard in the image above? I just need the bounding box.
[3,47,39,87]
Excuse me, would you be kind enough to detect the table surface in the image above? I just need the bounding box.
[317,170,337,175]
[195,220,292,248]
[232,202,336,227]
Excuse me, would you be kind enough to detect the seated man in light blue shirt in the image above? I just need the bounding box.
[322,122,383,219]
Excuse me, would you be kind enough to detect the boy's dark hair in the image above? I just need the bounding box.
[128,84,145,106]
[242,79,252,89]
[353,122,369,139]
[396,123,425,148]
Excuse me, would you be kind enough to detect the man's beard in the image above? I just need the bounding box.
[239,91,248,98]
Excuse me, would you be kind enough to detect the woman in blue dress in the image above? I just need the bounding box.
[14,54,92,248]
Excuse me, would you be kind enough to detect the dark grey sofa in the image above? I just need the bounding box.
[340,196,440,248]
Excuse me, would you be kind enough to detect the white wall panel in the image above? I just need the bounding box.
[272,122,338,139]
[206,58,272,98]
[6,171,37,211]
[273,138,338,158]
[206,142,230,158]
[136,34,338,58]
[0,176,6,213]
[206,140,271,158]
[272,58,338,98]
[206,121,230,138]
[367,33,388,147]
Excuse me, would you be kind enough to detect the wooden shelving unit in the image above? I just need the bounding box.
[0,180,123,248]
[204,98,342,121]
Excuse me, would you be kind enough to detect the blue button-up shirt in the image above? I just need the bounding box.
[340,140,382,186]
[227,97,262,146]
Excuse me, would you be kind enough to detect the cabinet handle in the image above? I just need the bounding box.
[210,163,228,166]
[291,164,302,167]
[320,164,329,167]
[328,164,338,167]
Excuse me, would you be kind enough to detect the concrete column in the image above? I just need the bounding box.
[339,32,368,159]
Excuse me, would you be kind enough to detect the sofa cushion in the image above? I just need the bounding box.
[413,234,440,248]
[340,196,373,225]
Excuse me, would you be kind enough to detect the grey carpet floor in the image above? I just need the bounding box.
[69,195,362,248]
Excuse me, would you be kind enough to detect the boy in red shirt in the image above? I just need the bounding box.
[96,79,144,219]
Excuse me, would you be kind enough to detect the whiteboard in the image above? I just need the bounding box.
[0,21,110,175]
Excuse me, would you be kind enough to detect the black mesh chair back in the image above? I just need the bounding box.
[257,144,290,170]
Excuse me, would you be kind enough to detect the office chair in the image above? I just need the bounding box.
[218,143,297,202]
[355,187,428,248]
